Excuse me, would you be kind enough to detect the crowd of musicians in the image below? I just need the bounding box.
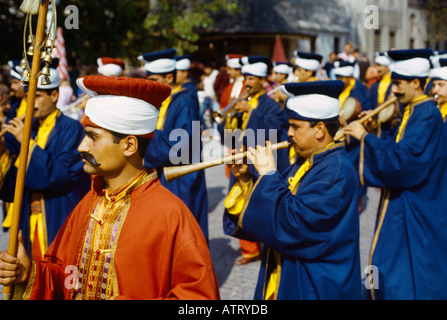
[0,40,447,300]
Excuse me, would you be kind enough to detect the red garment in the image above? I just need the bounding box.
[213,69,230,101]
[23,173,220,300]
[239,239,260,258]
[219,82,247,110]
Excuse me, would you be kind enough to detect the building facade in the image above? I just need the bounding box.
[195,0,428,65]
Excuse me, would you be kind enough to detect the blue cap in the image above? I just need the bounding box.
[138,49,177,64]
[387,49,434,80]
[175,54,191,71]
[430,58,447,81]
[294,51,323,62]
[240,56,271,77]
[8,60,25,80]
[387,48,433,62]
[138,49,177,75]
[281,80,344,121]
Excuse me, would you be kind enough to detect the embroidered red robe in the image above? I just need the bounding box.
[23,171,220,300]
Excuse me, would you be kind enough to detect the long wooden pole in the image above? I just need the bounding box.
[3,0,49,300]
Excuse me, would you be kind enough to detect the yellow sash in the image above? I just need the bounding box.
[377,73,391,105]
[440,102,447,122]
[395,95,427,142]
[3,110,59,258]
[17,97,27,118]
[241,90,264,132]
[224,180,250,215]
[289,147,297,165]
[338,78,356,107]
[156,85,182,130]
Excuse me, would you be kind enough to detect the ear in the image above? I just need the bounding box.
[315,122,326,140]
[122,136,139,157]
[165,73,174,86]
[411,78,421,91]
[50,90,59,104]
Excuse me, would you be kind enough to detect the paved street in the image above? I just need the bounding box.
[0,137,379,300]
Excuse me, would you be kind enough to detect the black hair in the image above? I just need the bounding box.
[418,78,427,91]
[309,119,340,138]
[110,131,150,159]
[37,88,59,96]
[148,71,177,84]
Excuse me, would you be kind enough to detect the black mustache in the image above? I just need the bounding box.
[80,152,100,167]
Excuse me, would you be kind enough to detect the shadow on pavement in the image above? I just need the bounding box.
[206,186,227,212]
[208,237,240,286]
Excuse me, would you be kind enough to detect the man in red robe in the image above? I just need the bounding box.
[0,76,220,300]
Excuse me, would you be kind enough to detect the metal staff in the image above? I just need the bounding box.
[3,0,50,300]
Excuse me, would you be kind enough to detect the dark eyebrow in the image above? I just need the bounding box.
[84,127,99,137]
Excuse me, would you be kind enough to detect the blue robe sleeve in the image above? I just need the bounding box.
[351,80,372,111]
[247,95,289,143]
[24,118,87,190]
[368,82,379,110]
[225,157,358,260]
[145,92,198,169]
[360,100,444,189]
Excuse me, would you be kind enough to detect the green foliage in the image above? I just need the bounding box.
[57,0,237,66]
[425,0,447,42]
[0,0,27,64]
[0,0,236,66]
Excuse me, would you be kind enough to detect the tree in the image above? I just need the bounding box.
[425,0,447,43]
[0,0,237,67]
[57,0,237,66]
[0,0,27,65]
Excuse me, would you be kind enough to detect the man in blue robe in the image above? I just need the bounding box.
[225,56,290,174]
[334,60,371,212]
[368,52,393,110]
[175,54,199,108]
[4,61,28,158]
[367,52,402,140]
[344,48,447,300]
[335,60,372,112]
[223,80,362,300]
[0,60,91,259]
[430,57,447,122]
[139,49,209,241]
[222,56,290,265]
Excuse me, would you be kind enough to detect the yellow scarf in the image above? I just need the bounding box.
[225,180,250,216]
[289,147,297,165]
[3,109,59,252]
[338,78,356,107]
[395,95,427,142]
[241,90,265,132]
[17,97,27,118]
[29,109,60,257]
[440,102,447,122]
[377,73,392,105]
[156,85,182,130]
